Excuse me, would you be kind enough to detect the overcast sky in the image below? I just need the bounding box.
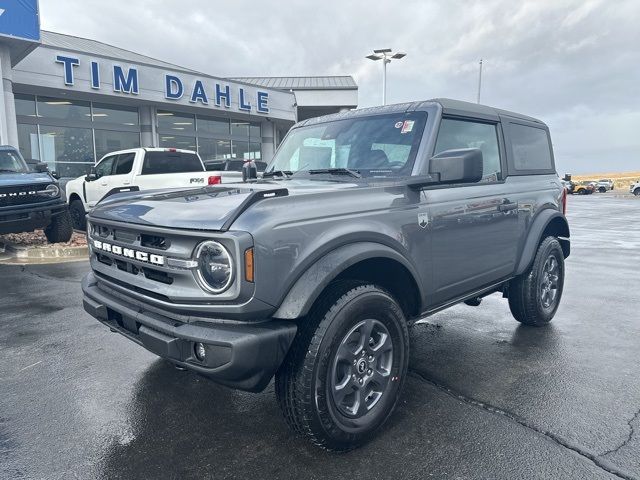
[41,0,640,174]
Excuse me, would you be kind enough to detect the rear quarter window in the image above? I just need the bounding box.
[141,152,204,175]
[508,123,554,173]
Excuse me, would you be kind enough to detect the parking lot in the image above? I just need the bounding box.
[1,194,639,480]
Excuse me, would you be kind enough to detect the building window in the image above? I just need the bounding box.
[94,130,140,160]
[158,135,197,150]
[14,94,142,178]
[37,97,91,121]
[92,103,139,127]
[157,110,195,133]
[198,138,232,161]
[38,125,94,178]
[17,124,39,160]
[14,94,37,117]
[197,115,229,135]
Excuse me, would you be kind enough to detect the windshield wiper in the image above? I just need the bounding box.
[262,170,292,179]
[307,168,361,179]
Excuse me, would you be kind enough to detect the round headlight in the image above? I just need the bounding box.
[195,241,234,293]
[42,184,60,197]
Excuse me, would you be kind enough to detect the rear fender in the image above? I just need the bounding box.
[516,209,570,275]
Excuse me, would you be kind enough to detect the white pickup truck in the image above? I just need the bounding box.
[65,148,238,230]
[630,180,640,196]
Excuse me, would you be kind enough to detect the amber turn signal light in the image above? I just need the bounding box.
[244,247,254,282]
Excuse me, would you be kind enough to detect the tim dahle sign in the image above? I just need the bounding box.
[54,55,269,114]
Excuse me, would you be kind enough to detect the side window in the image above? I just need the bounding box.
[434,118,501,182]
[94,156,115,178]
[113,152,135,175]
[509,123,553,171]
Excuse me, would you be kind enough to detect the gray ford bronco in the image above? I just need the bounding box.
[82,98,569,450]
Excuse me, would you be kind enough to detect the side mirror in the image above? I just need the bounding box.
[429,148,483,184]
[242,160,258,182]
[34,162,49,173]
[85,168,98,182]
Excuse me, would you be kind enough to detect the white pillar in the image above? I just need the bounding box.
[261,120,275,162]
[0,44,19,147]
[139,105,156,147]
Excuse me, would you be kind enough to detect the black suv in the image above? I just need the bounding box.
[0,146,72,243]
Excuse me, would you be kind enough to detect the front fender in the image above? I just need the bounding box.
[516,209,570,275]
[272,242,423,320]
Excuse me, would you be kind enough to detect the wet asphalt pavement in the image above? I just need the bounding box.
[1,195,639,480]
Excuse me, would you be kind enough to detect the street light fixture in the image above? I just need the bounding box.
[366,48,406,105]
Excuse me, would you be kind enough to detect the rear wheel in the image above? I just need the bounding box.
[598,187,606,193]
[508,236,564,326]
[634,188,640,197]
[44,209,73,243]
[275,282,409,451]
[69,199,87,231]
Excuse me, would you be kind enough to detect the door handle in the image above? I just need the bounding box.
[123,181,130,185]
[498,202,518,212]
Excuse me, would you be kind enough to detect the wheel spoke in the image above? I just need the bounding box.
[333,375,355,405]
[372,332,392,355]
[354,389,368,416]
[370,370,390,390]
[357,319,375,352]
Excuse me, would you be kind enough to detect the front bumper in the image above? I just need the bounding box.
[0,200,67,235]
[82,273,297,392]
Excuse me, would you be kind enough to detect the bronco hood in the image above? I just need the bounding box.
[88,180,360,231]
[0,171,54,188]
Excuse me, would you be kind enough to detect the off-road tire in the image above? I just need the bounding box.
[44,209,73,243]
[69,199,87,231]
[508,236,564,326]
[275,281,409,451]
[634,188,640,197]
[598,187,606,193]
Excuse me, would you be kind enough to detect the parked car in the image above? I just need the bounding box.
[630,180,640,196]
[573,181,595,195]
[0,145,72,243]
[65,148,237,230]
[596,179,614,193]
[81,98,569,451]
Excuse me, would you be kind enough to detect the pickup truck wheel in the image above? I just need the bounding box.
[508,236,564,326]
[69,199,87,231]
[598,187,606,193]
[44,209,73,244]
[634,188,640,196]
[275,282,409,451]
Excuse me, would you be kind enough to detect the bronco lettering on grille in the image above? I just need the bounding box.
[93,240,165,266]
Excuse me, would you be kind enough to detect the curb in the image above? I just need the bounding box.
[0,239,88,260]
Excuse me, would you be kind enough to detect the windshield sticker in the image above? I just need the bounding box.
[394,121,403,128]
[401,120,415,134]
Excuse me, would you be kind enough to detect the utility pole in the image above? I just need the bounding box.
[477,59,483,104]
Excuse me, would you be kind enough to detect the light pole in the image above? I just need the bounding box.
[477,58,483,104]
[366,49,406,105]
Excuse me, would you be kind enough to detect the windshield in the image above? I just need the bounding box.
[268,112,427,178]
[0,150,28,173]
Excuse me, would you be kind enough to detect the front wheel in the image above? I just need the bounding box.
[275,283,409,451]
[69,199,87,231]
[44,209,73,243]
[634,188,640,197]
[508,236,565,326]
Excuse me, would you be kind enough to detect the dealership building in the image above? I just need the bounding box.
[0,10,357,178]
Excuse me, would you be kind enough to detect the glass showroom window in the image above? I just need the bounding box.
[37,97,91,122]
[14,93,37,117]
[38,125,94,178]
[92,103,139,127]
[198,115,229,136]
[233,141,262,160]
[198,138,232,161]
[159,135,197,151]
[95,130,140,160]
[17,124,39,160]
[157,110,195,133]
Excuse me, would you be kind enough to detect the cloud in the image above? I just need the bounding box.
[39,0,640,173]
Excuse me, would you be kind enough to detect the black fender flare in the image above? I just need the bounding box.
[272,242,423,320]
[515,209,570,275]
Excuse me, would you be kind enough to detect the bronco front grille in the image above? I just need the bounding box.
[0,184,54,207]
